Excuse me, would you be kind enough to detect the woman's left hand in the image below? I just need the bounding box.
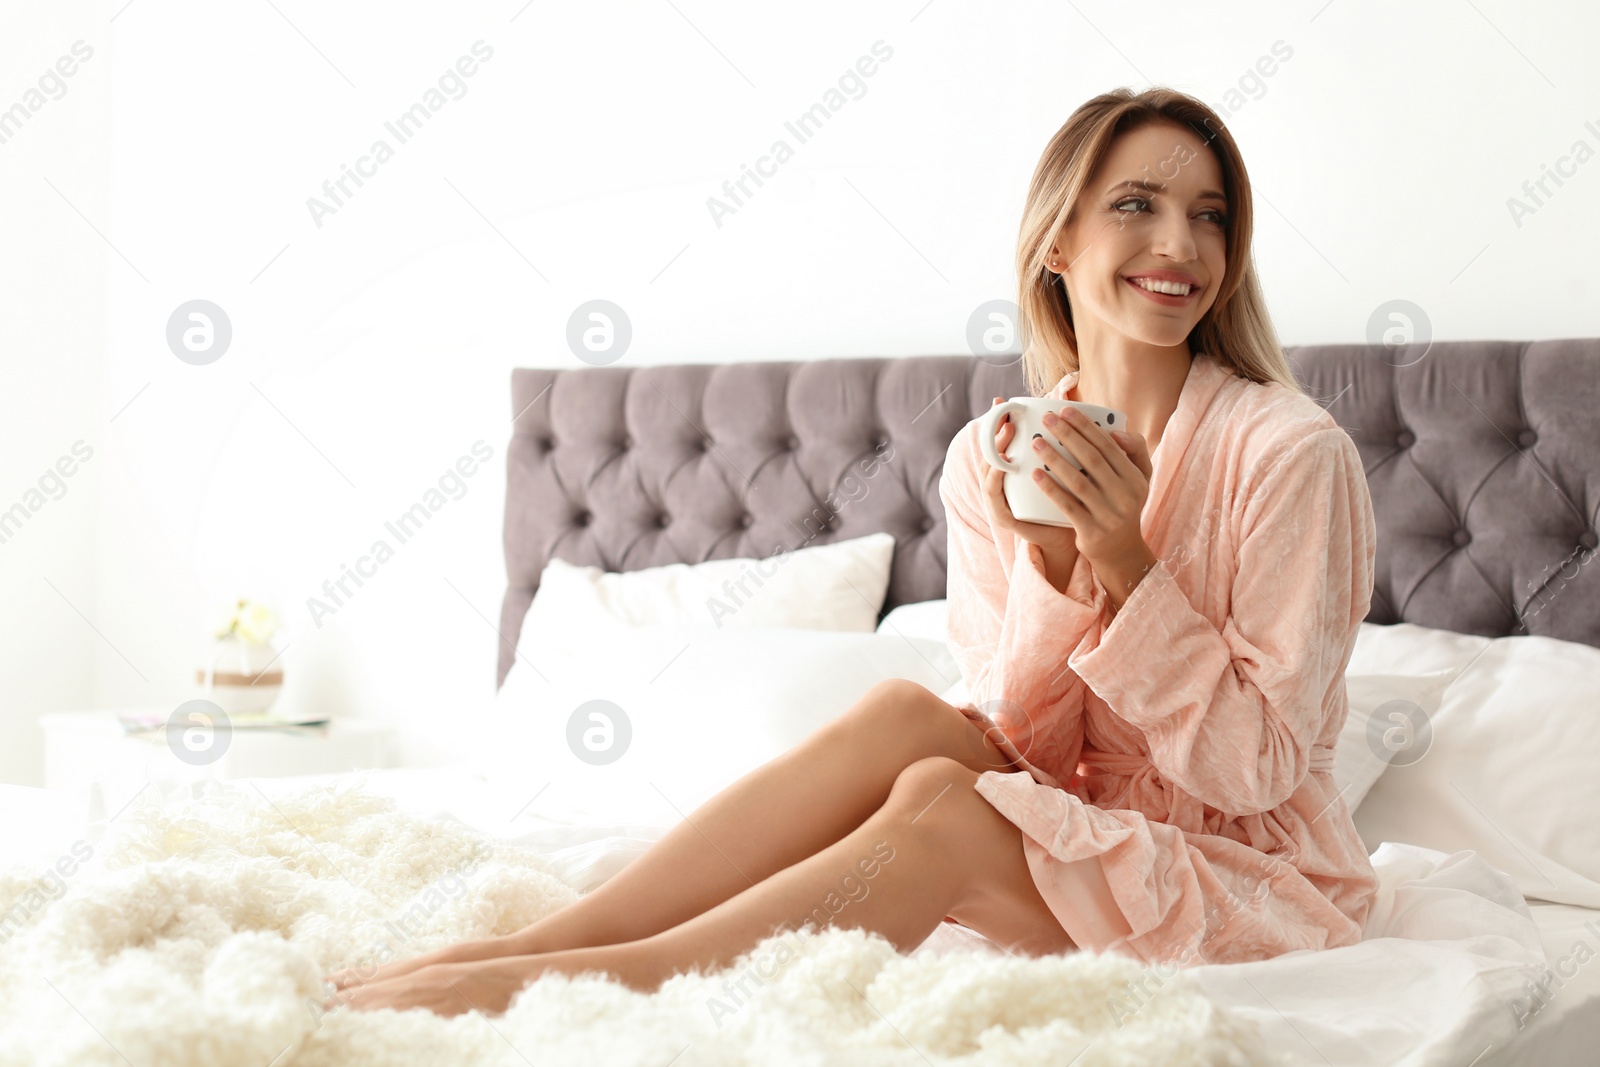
[1029,408,1157,597]
[334,960,525,1017]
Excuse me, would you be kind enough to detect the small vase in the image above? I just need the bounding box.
[196,637,284,717]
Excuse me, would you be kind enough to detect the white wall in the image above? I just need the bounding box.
[0,4,111,786]
[3,0,1596,784]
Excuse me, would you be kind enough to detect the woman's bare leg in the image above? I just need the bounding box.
[342,756,1080,1013]
[331,680,1016,989]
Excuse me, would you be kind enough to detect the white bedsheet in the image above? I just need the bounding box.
[918,838,1599,1067]
[4,767,1595,1067]
[1485,902,1600,1067]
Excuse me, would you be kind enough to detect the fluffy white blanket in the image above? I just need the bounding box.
[0,782,1273,1066]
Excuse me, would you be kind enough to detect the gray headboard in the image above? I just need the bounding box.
[498,340,1600,688]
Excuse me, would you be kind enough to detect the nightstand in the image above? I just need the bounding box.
[39,708,397,813]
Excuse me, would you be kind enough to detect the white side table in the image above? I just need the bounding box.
[40,709,397,816]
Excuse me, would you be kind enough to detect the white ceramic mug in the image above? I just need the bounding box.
[977,397,1127,527]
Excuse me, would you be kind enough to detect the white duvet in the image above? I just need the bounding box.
[0,769,1566,1067]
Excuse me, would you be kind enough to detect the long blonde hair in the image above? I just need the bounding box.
[1016,87,1302,398]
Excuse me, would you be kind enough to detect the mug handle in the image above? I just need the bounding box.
[979,400,1027,474]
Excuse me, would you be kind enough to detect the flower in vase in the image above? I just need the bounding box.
[214,597,278,646]
[201,596,285,716]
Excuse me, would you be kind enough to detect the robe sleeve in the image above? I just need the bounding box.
[937,420,1111,772]
[1067,425,1375,817]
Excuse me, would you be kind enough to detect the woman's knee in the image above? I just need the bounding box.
[860,678,946,720]
[831,679,946,746]
[843,680,994,761]
[882,756,983,830]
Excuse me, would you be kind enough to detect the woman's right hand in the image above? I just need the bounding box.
[980,397,1080,570]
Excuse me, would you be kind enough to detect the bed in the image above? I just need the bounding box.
[2,338,1597,1066]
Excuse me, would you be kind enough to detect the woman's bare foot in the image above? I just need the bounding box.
[327,932,527,992]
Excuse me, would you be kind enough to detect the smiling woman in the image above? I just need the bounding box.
[1015,91,1297,407]
[940,86,1381,969]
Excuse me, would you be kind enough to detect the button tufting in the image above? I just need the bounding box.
[699,437,711,452]
[787,436,800,451]
[1581,530,1600,550]
[1396,430,1414,449]
[875,437,890,450]
[574,510,591,527]
[1451,528,1470,547]
[620,436,632,450]
[918,515,934,533]
[739,513,753,529]
[1517,430,1536,448]
[655,513,670,528]
[539,436,554,450]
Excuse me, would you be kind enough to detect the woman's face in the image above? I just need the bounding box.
[1051,122,1229,350]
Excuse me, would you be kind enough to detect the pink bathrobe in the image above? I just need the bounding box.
[938,350,1380,966]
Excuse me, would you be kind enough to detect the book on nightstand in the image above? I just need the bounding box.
[115,710,332,735]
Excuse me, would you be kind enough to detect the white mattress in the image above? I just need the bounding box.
[4,767,1597,1067]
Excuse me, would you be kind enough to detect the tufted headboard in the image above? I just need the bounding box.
[497,340,1600,688]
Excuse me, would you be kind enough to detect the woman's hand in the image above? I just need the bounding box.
[1029,405,1156,599]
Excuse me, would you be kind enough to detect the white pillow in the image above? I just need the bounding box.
[523,532,895,635]
[1352,630,1600,906]
[1335,670,1457,813]
[877,598,950,646]
[473,623,961,825]
[1346,620,1492,677]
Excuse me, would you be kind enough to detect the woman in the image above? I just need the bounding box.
[332,86,1379,1015]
